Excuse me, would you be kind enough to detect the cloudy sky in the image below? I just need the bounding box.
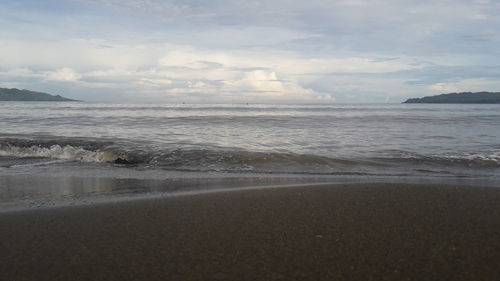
[1,0,499,103]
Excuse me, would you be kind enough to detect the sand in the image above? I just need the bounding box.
[1,183,499,281]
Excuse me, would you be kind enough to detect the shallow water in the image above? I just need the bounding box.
[1,102,499,207]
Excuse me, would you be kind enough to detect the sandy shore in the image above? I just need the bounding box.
[1,183,499,280]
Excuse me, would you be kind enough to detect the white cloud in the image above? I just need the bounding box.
[137,78,172,87]
[429,79,500,94]
[2,0,499,102]
[223,70,330,102]
[1,36,495,103]
[228,71,284,93]
[3,68,37,77]
[429,83,459,93]
[0,39,161,70]
[0,39,441,102]
[43,68,82,82]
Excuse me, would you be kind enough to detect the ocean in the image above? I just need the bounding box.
[1,102,499,209]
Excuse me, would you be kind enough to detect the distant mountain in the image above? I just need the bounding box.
[403,92,500,104]
[0,88,77,101]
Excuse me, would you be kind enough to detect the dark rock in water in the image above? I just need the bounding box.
[403,92,500,104]
[0,87,78,101]
[114,158,132,164]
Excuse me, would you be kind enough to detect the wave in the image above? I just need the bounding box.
[0,144,120,163]
[0,138,122,163]
[376,149,500,167]
[1,138,499,174]
[28,104,476,113]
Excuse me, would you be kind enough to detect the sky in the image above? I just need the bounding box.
[1,0,499,103]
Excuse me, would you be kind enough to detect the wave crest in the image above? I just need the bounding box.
[1,137,499,173]
[0,144,119,163]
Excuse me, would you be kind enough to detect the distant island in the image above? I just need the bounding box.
[403,92,500,104]
[0,87,77,101]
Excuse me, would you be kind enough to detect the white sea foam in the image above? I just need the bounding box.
[438,150,500,165]
[0,144,118,163]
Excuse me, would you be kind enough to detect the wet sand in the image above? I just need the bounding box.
[1,183,499,281]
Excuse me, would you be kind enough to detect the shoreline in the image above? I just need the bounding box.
[2,172,499,212]
[1,182,499,280]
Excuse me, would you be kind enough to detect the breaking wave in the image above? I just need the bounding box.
[0,144,120,163]
[1,137,499,175]
[0,138,122,163]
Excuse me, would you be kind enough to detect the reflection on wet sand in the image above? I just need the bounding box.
[0,174,339,210]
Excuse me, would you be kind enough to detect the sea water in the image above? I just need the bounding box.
[1,102,499,208]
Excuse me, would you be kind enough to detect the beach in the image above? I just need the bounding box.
[1,182,499,281]
[3,0,500,279]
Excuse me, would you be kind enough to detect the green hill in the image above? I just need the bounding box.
[0,88,77,101]
[403,92,500,104]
